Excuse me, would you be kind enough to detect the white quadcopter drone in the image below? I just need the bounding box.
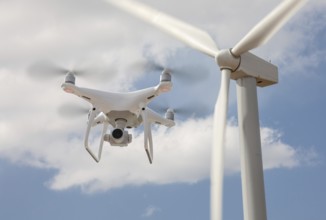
[61,69,175,164]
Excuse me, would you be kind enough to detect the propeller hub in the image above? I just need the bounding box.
[215,49,241,72]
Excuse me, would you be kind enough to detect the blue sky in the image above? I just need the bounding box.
[0,0,325,219]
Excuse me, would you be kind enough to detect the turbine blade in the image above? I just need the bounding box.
[106,0,219,58]
[232,0,307,56]
[211,69,231,220]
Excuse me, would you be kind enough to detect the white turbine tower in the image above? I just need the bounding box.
[105,0,307,219]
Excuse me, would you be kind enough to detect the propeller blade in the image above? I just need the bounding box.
[106,0,219,58]
[232,0,307,56]
[58,103,90,117]
[150,104,191,116]
[78,64,118,82]
[27,61,69,80]
[130,60,210,83]
[28,60,117,82]
[149,98,210,119]
[129,61,165,74]
[211,69,231,220]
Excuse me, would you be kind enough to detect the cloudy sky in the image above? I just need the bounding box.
[0,0,325,219]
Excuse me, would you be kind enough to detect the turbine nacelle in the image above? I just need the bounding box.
[215,49,278,87]
[231,52,278,87]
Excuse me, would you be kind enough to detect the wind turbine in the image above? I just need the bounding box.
[105,0,307,219]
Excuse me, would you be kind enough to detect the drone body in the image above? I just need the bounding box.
[61,70,175,164]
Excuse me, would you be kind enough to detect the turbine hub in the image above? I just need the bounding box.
[215,49,241,72]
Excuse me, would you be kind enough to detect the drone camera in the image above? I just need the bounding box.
[104,130,132,147]
[104,118,132,146]
[112,128,124,139]
[65,72,76,85]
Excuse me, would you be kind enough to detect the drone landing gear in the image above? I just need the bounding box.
[84,107,108,163]
[141,108,154,164]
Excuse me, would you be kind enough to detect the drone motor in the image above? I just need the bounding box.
[165,108,174,121]
[160,69,172,82]
[65,72,75,84]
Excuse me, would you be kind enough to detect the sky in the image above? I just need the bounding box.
[0,0,325,219]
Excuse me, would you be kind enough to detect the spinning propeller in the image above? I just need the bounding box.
[28,61,87,79]
[105,0,307,220]
[58,102,90,118]
[27,60,115,82]
[150,99,210,120]
[131,60,209,83]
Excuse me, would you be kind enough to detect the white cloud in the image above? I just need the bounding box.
[142,205,161,218]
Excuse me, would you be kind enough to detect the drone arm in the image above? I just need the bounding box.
[141,109,154,164]
[61,83,80,95]
[84,107,108,162]
[147,108,175,128]
[155,81,172,95]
